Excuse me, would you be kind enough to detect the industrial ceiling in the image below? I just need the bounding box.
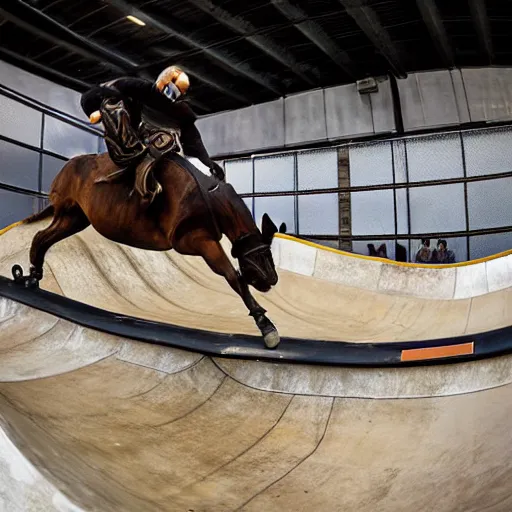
[0,0,507,114]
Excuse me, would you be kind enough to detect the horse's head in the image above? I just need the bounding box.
[231,213,279,292]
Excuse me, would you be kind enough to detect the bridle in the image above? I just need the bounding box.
[231,233,272,275]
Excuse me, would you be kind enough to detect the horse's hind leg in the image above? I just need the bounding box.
[188,237,279,349]
[24,205,90,286]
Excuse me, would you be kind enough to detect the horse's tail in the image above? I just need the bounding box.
[23,204,54,225]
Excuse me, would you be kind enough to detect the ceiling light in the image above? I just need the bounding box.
[126,15,146,26]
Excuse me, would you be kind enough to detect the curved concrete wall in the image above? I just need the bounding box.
[272,234,512,300]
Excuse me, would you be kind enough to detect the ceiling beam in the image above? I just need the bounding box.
[339,0,407,78]
[0,45,93,91]
[468,0,494,63]
[0,1,136,72]
[186,0,320,86]
[271,0,358,80]
[0,1,243,108]
[415,0,455,68]
[106,0,282,95]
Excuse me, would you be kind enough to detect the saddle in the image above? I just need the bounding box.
[97,97,184,203]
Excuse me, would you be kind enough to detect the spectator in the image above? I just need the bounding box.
[432,239,456,264]
[395,243,407,262]
[367,243,388,258]
[415,238,432,263]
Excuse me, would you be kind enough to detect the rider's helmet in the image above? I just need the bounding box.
[155,65,190,101]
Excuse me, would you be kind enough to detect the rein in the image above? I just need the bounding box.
[166,153,223,241]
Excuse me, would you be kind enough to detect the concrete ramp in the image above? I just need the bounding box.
[0,221,511,511]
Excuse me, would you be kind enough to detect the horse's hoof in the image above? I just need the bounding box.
[11,264,40,288]
[12,264,23,282]
[263,329,280,349]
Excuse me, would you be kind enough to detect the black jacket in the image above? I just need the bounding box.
[80,77,197,128]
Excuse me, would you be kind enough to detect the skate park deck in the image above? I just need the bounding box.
[0,220,511,511]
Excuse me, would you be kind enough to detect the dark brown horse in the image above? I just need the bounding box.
[13,152,281,348]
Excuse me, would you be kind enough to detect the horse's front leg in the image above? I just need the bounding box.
[193,239,280,349]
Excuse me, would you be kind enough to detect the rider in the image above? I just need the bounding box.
[80,65,225,201]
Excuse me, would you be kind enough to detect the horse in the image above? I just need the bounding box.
[12,152,281,349]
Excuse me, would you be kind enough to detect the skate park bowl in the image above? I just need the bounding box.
[0,219,511,511]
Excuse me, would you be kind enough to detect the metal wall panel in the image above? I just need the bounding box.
[285,89,327,145]
[397,70,462,131]
[0,139,39,191]
[196,99,285,156]
[462,67,512,122]
[324,83,373,139]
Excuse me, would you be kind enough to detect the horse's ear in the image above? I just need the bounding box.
[261,213,278,244]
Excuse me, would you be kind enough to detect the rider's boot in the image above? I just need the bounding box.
[97,97,147,185]
[134,152,163,203]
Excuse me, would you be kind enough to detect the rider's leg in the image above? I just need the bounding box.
[180,123,225,181]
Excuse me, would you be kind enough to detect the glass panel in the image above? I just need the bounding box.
[254,154,294,193]
[406,133,464,182]
[0,95,42,147]
[392,140,407,183]
[254,196,296,234]
[225,159,253,194]
[410,237,467,263]
[352,240,396,260]
[41,155,65,193]
[470,232,512,260]
[349,141,393,186]
[307,238,339,249]
[409,183,466,234]
[395,188,408,234]
[0,139,39,191]
[98,136,107,154]
[467,177,512,230]
[243,197,254,218]
[43,116,98,158]
[463,127,512,177]
[297,149,337,190]
[351,189,395,236]
[0,189,36,229]
[298,193,338,235]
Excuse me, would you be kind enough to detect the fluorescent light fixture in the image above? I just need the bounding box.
[127,15,146,26]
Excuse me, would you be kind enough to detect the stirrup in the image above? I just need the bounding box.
[94,168,127,184]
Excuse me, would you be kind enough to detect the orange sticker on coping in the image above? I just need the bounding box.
[401,342,474,362]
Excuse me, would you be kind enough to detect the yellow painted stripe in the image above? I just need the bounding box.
[401,342,474,362]
[0,220,23,237]
[275,233,512,268]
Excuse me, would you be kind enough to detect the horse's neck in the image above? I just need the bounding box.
[214,192,257,243]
